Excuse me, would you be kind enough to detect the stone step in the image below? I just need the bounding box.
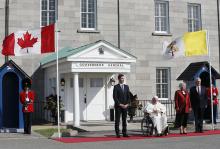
[0,128,24,133]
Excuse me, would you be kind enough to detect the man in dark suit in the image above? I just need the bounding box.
[190,77,208,133]
[113,74,131,138]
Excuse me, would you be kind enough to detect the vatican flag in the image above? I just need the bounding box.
[163,30,208,58]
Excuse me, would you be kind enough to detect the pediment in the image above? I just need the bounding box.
[67,41,136,62]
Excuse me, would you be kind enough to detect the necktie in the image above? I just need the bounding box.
[197,86,201,95]
[121,84,124,91]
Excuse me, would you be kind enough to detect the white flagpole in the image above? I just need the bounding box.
[207,30,214,130]
[55,22,61,138]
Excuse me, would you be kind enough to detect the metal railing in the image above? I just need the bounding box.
[32,99,220,124]
[135,99,220,121]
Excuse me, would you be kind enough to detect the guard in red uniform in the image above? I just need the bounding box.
[207,84,219,124]
[20,78,35,134]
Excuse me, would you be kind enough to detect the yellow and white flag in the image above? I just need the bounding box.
[163,30,208,58]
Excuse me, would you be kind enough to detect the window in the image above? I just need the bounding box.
[79,78,84,88]
[41,0,57,26]
[49,78,52,93]
[49,77,56,94]
[70,78,84,88]
[90,78,103,87]
[154,0,169,33]
[188,3,202,32]
[156,68,170,99]
[81,0,97,30]
[70,78,73,88]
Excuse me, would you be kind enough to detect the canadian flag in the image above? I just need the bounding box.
[2,24,55,56]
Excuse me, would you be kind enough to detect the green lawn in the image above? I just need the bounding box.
[34,128,70,138]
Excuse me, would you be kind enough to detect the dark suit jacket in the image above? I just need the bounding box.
[113,84,131,107]
[190,86,208,109]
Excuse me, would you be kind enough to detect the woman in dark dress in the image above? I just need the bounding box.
[174,82,192,134]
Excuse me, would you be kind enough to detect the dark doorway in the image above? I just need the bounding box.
[199,71,215,120]
[2,72,19,128]
[200,71,210,87]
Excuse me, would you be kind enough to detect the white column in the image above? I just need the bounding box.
[105,75,108,120]
[74,73,80,126]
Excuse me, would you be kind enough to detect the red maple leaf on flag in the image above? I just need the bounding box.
[17,31,38,49]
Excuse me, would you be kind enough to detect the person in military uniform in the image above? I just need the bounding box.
[20,78,35,134]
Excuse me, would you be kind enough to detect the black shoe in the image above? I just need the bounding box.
[123,134,129,137]
[156,133,162,137]
[116,134,120,138]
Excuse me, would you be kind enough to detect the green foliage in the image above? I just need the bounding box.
[44,94,64,123]
[34,128,69,138]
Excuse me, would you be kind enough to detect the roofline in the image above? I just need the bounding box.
[100,40,137,59]
[41,58,67,68]
[0,60,30,79]
[176,61,220,80]
[40,40,137,67]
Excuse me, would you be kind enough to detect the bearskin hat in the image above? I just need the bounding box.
[22,78,32,89]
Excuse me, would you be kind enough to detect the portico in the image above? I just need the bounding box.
[41,40,136,126]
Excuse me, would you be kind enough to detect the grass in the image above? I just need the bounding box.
[34,128,70,138]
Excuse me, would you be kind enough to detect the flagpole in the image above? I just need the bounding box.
[207,30,214,130]
[5,0,9,62]
[55,22,61,138]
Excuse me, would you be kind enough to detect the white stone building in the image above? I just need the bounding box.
[0,0,220,125]
[41,40,136,125]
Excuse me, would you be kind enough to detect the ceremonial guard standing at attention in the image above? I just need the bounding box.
[207,84,219,124]
[20,78,35,134]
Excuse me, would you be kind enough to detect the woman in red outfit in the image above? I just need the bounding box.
[174,82,192,134]
[207,84,219,124]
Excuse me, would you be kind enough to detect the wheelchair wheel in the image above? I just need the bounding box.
[163,126,169,136]
[141,116,154,136]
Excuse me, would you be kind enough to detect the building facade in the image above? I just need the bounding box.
[0,0,220,124]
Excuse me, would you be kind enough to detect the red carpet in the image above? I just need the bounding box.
[54,130,220,143]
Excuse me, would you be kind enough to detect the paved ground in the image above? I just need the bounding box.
[0,131,44,140]
[0,121,219,149]
[0,133,220,149]
[71,120,220,137]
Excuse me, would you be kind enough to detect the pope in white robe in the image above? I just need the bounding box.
[143,96,168,135]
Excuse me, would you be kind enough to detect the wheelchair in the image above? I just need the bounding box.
[141,113,169,136]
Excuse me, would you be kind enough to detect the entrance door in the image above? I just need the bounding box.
[86,74,106,120]
[200,71,211,87]
[199,71,212,120]
[79,74,106,121]
[2,72,19,128]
